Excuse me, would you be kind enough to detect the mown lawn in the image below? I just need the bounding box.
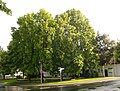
[46,77,116,85]
[0,79,17,85]
[0,77,117,85]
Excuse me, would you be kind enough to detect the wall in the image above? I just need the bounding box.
[103,64,120,77]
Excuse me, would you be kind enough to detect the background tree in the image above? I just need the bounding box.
[95,32,115,66]
[0,0,12,15]
[115,41,120,63]
[95,32,115,76]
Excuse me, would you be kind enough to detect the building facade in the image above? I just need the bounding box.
[99,64,120,77]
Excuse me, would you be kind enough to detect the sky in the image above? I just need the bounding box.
[0,0,120,50]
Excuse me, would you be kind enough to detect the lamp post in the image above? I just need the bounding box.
[58,67,64,81]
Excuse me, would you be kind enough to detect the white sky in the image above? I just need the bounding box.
[0,0,120,50]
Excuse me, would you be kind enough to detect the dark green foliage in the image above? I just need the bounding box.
[0,0,12,15]
[0,48,11,79]
[95,32,115,65]
[115,42,120,63]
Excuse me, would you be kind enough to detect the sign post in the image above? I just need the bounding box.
[40,62,44,84]
[39,62,44,83]
[58,67,64,81]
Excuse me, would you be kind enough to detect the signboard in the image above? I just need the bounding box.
[40,69,44,74]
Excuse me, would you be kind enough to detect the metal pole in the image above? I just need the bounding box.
[60,70,62,81]
[113,43,116,77]
[41,63,43,84]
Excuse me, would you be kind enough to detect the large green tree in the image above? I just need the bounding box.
[52,9,97,77]
[52,12,83,77]
[66,9,97,77]
[8,9,55,79]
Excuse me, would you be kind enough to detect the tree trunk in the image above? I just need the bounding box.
[23,71,24,79]
[102,65,105,77]
[3,73,5,79]
[27,74,31,81]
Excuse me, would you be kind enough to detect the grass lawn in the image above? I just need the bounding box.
[46,77,116,85]
[0,79,17,85]
[0,77,117,85]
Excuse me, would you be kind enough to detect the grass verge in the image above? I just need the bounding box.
[45,77,116,85]
[0,79,17,85]
[0,77,118,85]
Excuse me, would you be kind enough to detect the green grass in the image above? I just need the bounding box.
[0,77,117,85]
[45,77,116,85]
[0,79,17,85]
